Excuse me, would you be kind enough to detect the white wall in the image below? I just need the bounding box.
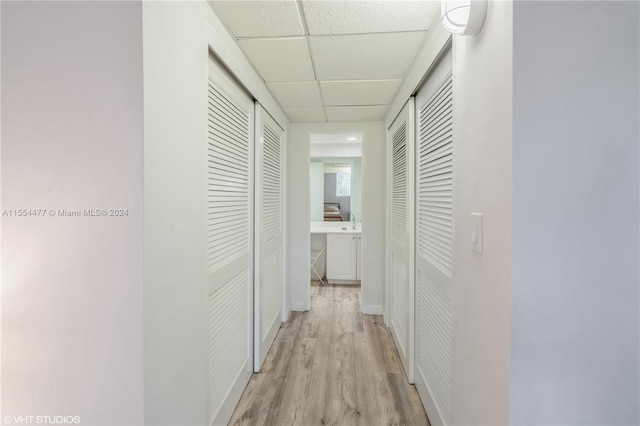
[288,125,312,310]
[310,142,362,157]
[351,157,362,221]
[143,2,209,424]
[310,161,324,221]
[1,2,3,409]
[1,2,144,424]
[511,2,640,424]
[360,123,386,314]
[143,2,289,423]
[288,122,385,313]
[450,2,513,424]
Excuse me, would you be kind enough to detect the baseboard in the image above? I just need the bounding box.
[290,302,308,312]
[361,304,383,315]
[327,279,360,285]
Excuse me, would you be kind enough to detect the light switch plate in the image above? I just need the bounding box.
[471,212,483,253]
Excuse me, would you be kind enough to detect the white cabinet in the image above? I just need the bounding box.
[327,233,358,280]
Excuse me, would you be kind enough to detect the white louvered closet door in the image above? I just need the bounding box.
[388,98,415,383]
[415,48,453,426]
[254,104,284,372]
[207,56,254,426]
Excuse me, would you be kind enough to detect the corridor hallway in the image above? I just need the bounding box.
[229,284,429,425]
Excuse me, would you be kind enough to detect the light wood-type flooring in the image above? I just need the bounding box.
[228,283,430,426]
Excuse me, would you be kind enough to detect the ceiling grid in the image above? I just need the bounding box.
[208,0,439,123]
[296,0,329,122]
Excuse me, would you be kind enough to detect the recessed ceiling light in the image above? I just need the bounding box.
[346,137,357,141]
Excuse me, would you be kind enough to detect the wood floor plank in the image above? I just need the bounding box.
[388,372,429,426]
[353,331,378,426]
[229,313,302,425]
[228,284,430,426]
[368,315,403,374]
[372,372,406,425]
[302,285,335,425]
[273,337,318,425]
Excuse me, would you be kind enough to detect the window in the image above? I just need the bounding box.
[336,172,351,197]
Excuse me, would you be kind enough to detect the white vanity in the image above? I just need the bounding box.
[310,221,361,283]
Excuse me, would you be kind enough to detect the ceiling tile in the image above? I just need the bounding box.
[283,106,327,123]
[267,82,322,107]
[321,79,402,106]
[238,37,315,83]
[208,0,304,38]
[309,32,426,81]
[326,106,388,122]
[301,1,439,35]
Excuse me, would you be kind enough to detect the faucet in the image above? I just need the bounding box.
[351,211,356,229]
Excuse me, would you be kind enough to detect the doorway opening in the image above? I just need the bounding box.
[309,133,363,296]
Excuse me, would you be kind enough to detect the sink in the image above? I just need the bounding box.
[338,226,361,233]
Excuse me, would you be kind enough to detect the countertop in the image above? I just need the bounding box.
[311,227,362,235]
[310,222,361,235]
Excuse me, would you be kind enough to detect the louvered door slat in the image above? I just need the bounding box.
[415,61,453,426]
[391,121,408,246]
[418,74,453,278]
[207,83,250,273]
[421,78,453,115]
[207,174,248,188]
[208,148,249,170]
[207,139,248,164]
[207,115,249,146]
[207,57,254,426]
[208,90,250,127]
[419,161,452,176]
[254,104,284,372]
[261,121,281,245]
[419,214,453,231]
[388,98,416,384]
[207,119,249,148]
[208,225,248,240]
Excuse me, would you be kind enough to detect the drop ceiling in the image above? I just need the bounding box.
[208,0,440,123]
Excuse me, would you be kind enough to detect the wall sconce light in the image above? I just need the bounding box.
[441,0,487,36]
